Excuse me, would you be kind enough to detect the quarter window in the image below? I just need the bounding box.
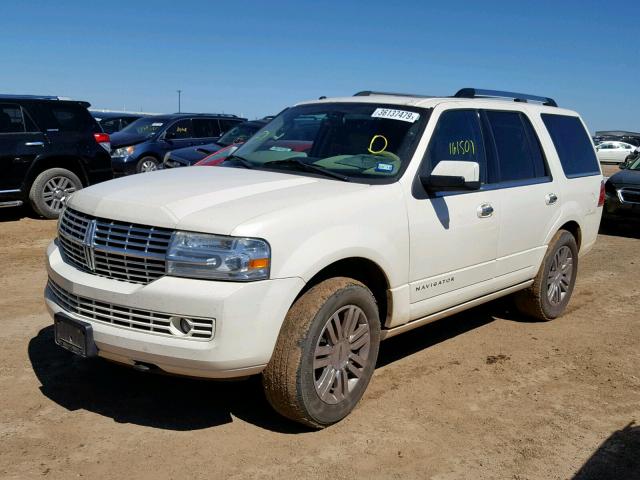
[485,111,548,182]
[0,104,26,133]
[541,114,600,177]
[423,109,487,182]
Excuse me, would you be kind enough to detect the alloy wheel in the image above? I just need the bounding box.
[546,245,573,305]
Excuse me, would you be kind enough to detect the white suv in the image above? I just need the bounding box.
[45,88,604,428]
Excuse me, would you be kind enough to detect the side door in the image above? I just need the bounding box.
[0,103,46,193]
[192,118,221,145]
[162,119,194,150]
[406,108,500,320]
[484,109,560,286]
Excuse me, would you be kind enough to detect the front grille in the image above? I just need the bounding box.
[58,207,173,284]
[619,188,640,205]
[47,279,215,340]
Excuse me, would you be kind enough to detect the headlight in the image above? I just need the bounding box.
[166,232,270,281]
[112,145,135,157]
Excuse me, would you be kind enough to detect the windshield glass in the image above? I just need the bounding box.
[217,122,263,147]
[629,157,640,170]
[120,117,169,137]
[228,103,428,182]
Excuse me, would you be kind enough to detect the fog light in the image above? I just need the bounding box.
[179,318,192,334]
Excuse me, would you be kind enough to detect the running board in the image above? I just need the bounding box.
[380,280,533,340]
[0,200,23,209]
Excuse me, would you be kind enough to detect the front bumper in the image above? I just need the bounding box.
[110,155,137,176]
[605,191,640,217]
[45,241,304,378]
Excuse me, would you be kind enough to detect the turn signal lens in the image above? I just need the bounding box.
[249,258,269,270]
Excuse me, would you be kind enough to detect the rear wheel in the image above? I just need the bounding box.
[514,229,579,321]
[262,277,381,428]
[136,156,159,173]
[29,168,82,219]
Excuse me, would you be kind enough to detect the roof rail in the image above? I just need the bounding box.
[172,112,239,117]
[454,88,557,107]
[354,90,434,99]
[0,94,63,100]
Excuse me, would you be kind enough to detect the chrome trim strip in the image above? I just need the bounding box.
[0,200,23,208]
[0,189,21,194]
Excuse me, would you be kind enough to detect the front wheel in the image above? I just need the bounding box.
[136,156,159,173]
[262,277,381,428]
[514,229,579,321]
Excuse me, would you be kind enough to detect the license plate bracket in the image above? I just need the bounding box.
[54,313,98,358]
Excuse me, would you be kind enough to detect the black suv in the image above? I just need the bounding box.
[109,113,245,175]
[0,95,112,218]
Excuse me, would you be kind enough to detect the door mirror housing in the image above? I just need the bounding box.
[420,160,481,191]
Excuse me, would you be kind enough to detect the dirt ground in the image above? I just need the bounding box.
[0,202,638,480]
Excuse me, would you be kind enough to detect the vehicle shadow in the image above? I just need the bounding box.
[572,422,640,479]
[599,216,640,240]
[0,205,35,223]
[28,326,308,434]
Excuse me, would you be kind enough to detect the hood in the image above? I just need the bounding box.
[67,166,368,235]
[110,131,152,149]
[169,143,222,164]
[608,168,640,187]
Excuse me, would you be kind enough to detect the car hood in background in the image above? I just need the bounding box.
[168,142,223,164]
[608,169,640,187]
[67,166,368,235]
[110,131,153,149]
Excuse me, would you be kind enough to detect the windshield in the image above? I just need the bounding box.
[629,157,640,170]
[217,122,263,147]
[227,103,428,183]
[120,117,169,137]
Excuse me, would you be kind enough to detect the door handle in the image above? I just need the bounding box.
[545,193,558,205]
[477,203,494,218]
[24,141,44,147]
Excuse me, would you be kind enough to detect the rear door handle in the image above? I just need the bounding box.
[477,203,494,218]
[25,141,44,147]
[546,193,558,205]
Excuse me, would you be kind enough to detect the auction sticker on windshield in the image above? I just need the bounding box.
[371,108,420,123]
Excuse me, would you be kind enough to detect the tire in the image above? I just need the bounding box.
[28,168,83,219]
[136,156,159,173]
[262,277,381,428]
[514,229,579,321]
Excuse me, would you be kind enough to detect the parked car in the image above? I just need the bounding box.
[604,156,640,217]
[91,111,150,134]
[45,88,603,428]
[163,119,269,169]
[595,141,636,164]
[194,140,313,167]
[0,94,111,218]
[110,113,245,175]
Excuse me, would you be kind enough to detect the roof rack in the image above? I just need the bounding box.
[0,94,65,100]
[171,112,239,117]
[454,88,557,107]
[354,90,434,99]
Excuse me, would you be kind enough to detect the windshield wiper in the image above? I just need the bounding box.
[263,158,351,182]
[224,155,255,169]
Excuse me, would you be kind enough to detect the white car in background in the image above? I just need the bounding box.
[595,141,636,164]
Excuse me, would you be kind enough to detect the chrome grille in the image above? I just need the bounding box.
[618,188,640,205]
[58,207,173,284]
[47,279,214,340]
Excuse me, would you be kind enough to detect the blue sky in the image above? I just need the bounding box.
[1,0,638,132]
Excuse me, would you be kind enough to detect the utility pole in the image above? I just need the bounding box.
[176,89,182,113]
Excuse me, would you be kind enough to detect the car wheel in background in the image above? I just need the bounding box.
[29,168,82,219]
[136,156,159,173]
[514,229,579,321]
[262,277,381,428]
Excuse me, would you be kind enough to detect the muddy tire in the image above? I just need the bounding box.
[29,168,82,219]
[262,277,381,429]
[514,229,579,321]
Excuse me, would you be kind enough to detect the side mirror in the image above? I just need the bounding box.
[420,160,481,191]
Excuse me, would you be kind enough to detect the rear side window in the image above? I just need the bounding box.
[424,109,487,182]
[485,111,548,182]
[541,114,599,177]
[47,104,96,133]
[0,104,26,133]
[193,119,219,138]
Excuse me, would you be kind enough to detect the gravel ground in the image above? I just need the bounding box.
[0,201,638,480]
